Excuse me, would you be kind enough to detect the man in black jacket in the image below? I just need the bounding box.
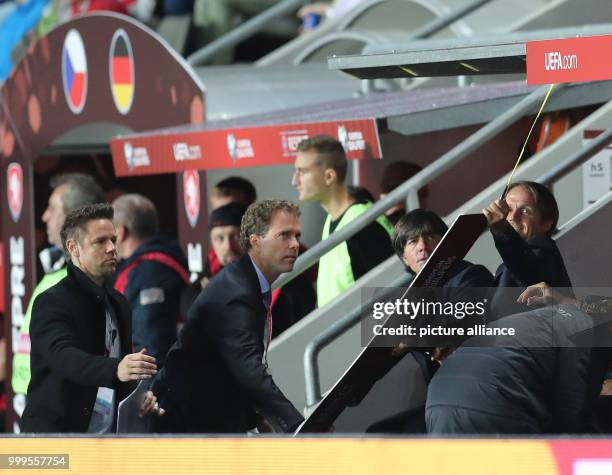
[426,301,611,434]
[483,181,572,319]
[22,204,160,433]
[364,210,493,434]
[112,194,189,368]
[153,200,304,433]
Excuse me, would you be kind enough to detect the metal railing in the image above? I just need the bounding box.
[273,83,564,290]
[405,0,492,41]
[304,272,412,406]
[538,129,612,185]
[187,0,493,68]
[187,0,308,66]
[302,125,612,407]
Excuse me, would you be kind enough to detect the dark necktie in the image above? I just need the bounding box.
[262,290,273,367]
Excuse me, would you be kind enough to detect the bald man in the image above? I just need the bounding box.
[112,194,189,368]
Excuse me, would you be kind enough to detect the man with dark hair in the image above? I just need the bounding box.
[364,210,493,434]
[483,181,572,318]
[22,204,161,433]
[153,200,305,433]
[12,173,105,417]
[112,194,189,369]
[380,161,430,225]
[210,175,257,210]
[292,135,393,307]
[392,209,493,292]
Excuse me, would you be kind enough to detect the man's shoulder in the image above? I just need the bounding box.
[201,257,257,300]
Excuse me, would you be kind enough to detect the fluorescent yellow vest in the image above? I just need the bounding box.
[316,203,393,308]
[11,267,67,395]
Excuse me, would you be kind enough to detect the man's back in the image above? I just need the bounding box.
[426,306,610,434]
[114,234,188,367]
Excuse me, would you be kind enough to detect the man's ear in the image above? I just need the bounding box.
[543,218,554,235]
[66,238,79,258]
[116,224,127,241]
[249,234,259,251]
[323,168,337,186]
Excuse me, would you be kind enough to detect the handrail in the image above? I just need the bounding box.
[273,83,564,290]
[359,0,493,90]
[187,0,308,66]
[538,129,612,186]
[304,272,412,406]
[303,127,612,407]
[405,0,492,41]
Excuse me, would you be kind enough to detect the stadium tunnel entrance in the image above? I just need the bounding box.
[0,13,205,431]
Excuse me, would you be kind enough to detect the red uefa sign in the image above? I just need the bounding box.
[183,170,200,228]
[7,162,23,222]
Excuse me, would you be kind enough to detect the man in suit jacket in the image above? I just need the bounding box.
[153,200,304,433]
[22,204,160,433]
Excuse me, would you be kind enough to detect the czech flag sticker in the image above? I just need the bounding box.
[62,29,87,114]
[109,29,134,115]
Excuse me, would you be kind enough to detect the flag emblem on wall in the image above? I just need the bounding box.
[62,29,87,114]
[109,29,134,115]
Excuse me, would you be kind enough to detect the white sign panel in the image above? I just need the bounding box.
[582,131,612,209]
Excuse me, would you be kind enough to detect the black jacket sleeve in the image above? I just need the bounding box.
[206,296,304,432]
[492,222,565,286]
[31,292,121,389]
[346,221,393,280]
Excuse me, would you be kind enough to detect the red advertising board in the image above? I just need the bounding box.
[527,35,612,85]
[110,118,382,176]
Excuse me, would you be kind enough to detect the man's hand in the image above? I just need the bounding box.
[139,390,165,418]
[483,198,510,231]
[517,282,578,307]
[431,347,454,364]
[117,348,157,382]
[391,339,410,358]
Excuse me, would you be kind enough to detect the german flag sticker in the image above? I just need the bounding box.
[109,29,134,115]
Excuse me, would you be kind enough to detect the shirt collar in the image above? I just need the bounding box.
[249,256,270,295]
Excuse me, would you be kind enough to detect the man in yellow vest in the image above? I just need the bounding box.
[11,173,104,429]
[292,135,393,307]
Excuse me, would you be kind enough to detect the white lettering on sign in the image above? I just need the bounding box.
[10,235,25,331]
[173,143,202,161]
[544,51,578,71]
[236,139,255,159]
[347,131,366,151]
[573,460,612,475]
[187,242,203,273]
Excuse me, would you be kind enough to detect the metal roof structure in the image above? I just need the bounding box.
[328,24,612,79]
[120,79,612,139]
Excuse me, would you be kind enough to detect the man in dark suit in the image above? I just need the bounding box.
[153,200,304,433]
[22,204,160,433]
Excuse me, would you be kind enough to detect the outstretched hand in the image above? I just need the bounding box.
[117,348,157,382]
